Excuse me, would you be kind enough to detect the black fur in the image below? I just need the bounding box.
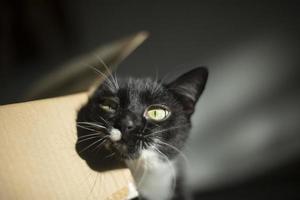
[76,67,208,199]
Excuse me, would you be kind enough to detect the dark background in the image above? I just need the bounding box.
[2,0,300,103]
[1,0,300,199]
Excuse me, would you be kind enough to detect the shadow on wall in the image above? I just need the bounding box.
[186,34,300,195]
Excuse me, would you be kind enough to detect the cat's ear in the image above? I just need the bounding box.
[166,67,208,115]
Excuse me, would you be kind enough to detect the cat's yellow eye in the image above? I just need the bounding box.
[99,104,115,113]
[99,99,118,113]
[144,105,171,121]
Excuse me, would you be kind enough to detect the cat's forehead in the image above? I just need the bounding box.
[96,77,172,108]
[125,77,162,91]
[118,77,165,106]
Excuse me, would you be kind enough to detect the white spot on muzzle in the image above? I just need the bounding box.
[110,128,122,142]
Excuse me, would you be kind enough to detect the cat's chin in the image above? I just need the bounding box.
[114,151,141,161]
[105,140,141,160]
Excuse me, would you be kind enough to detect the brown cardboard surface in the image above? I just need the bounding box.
[0,93,132,199]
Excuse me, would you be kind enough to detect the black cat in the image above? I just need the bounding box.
[76,67,208,200]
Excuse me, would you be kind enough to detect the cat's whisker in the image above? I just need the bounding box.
[89,65,116,90]
[94,54,119,90]
[104,152,116,159]
[141,140,145,149]
[77,122,107,130]
[86,172,99,200]
[112,71,120,90]
[96,115,110,126]
[75,170,96,199]
[146,120,161,128]
[77,136,102,144]
[103,80,117,92]
[79,136,108,154]
[89,115,110,129]
[136,158,148,187]
[133,155,142,174]
[150,68,160,94]
[156,140,190,166]
[98,170,104,198]
[159,73,171,85]
[145,124,189,137]
[76,124,99,133]
[154,68,159,84]
[151,145,176,196]
[77,132,105,139]
[137,139,142,152]
[87,64,117,92]
[92,137,109,152]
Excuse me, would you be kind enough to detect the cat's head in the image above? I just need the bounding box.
[76,67,208,166]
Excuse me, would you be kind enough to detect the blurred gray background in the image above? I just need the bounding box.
[1,0,300,199]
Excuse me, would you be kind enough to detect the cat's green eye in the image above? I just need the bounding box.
[99,99,118,113]
[144,105,171,121]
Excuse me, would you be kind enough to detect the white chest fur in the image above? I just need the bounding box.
[125,150,177,200]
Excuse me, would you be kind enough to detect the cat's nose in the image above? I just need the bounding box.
[122,119,135,133]
[116,112,140,136]
[117,119,135,142]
